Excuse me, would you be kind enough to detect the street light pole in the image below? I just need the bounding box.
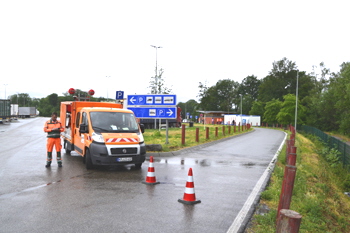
[294,71,299,131]
[150,45,162,94]
[151,45,162,130]
[240,94,242,126]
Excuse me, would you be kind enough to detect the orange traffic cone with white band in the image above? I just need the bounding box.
[178,168,201,204]
[142,156,160,185]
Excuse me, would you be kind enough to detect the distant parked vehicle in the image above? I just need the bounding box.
[18,107,37,118]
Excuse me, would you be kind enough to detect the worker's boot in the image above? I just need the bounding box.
[46,152,52,168]
[57,152,62,167]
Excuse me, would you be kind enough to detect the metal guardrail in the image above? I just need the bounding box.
[300,125,350,168]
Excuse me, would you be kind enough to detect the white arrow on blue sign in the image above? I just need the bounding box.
[128,107,177,119]
[127,94,176,106]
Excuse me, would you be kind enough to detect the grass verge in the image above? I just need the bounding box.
[143,123,252,152]
[246,132,350,232]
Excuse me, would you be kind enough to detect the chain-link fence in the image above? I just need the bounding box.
[300,125,350,169]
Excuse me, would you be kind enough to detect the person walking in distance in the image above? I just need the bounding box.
[43,112,64,168]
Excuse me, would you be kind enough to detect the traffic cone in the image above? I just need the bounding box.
[142,156,160,185]
[178,168,201,204]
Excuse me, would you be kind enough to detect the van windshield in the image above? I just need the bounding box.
[90,112,139,133]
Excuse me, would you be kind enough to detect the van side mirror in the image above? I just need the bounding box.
[79,123,88,133]
[139,124,145,133]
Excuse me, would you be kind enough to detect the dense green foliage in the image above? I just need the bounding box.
[193,58,350,135]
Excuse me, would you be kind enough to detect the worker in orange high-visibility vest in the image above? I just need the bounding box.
[43,112,64,168]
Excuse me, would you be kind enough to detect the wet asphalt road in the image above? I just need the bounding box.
[0,118,286,233]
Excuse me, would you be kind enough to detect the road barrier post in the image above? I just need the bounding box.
[287,147,297,166]
[196,128,199,142]
[290,133,295,142]
[182,124,185,145]
[215,127,218,137]
[286,139,291,164]
[277,165,297,220]
[276,209,302,233]
[206,127,209,140]
[222,126,225,136]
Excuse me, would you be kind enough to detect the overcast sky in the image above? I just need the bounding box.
[1,0,349,103]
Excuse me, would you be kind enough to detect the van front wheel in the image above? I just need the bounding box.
[64,140,71,155]
[85,149,94,169]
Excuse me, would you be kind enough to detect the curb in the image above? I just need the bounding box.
[145,129,256,158]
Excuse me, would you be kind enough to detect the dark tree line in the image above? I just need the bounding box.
[8,90,114,117]
[187,57,349,135]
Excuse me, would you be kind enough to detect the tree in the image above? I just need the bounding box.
[240,94,254,115]
[198,85,220,111]
[311,62,331,95]
[249,101,265,116]
[239,75,261,100]
[148,68,172,94]
[197,79,239,112]
[177,99,199,121]
[277,94,304,126]
[258,58,299,102]
[333,62,350,135]
[263,99,282,124]
[236,76,261,115]
[302,62,334,129]
[9,93,33,107]
[216,79,239,112]
[270,57,297,75]
[37,93,60,116]
[197,81,216,110]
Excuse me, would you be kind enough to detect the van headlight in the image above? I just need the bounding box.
[92,132,104,143]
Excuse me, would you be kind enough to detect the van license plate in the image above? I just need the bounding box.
[117,157,132,162]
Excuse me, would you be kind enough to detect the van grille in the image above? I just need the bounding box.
[111,148,137,155]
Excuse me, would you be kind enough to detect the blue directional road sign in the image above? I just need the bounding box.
[116,91,124,100]
[128,107,177,119]
[127,94,176,106]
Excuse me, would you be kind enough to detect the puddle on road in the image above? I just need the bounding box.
[156,157,233,167]
[154,157,268,169]
[241,162,256,168]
